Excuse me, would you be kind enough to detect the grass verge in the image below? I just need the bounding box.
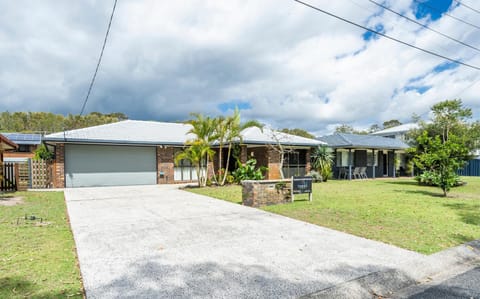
[0,191,83,298]
[187,177,480,254]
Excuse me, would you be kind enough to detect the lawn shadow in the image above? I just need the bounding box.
[383,180,419,187]
[0,276,82,299]
[397,189,444,197]
[444,202,480,226]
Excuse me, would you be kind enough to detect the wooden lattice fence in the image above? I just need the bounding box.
[30,159,52,189]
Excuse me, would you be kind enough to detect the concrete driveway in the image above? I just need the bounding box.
[65,185,425,298]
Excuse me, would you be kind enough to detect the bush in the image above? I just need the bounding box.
[232,159,267,183]
[307,170,323,182]
[415,171,463,187]
[226,174,235,184]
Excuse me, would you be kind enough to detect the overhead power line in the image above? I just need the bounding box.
[79,0,118,116]
[412,0,480,31]
[455,0,480,15]
[369,0,480,53]
[293,0,480,71]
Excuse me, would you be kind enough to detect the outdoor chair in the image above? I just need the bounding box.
[352,167,361,179]
[360,167,368,179]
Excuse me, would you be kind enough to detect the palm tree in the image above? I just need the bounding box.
[175,140,215,187]
[219,108,262,185]
[184,113,219,186]
[311,145,334,182]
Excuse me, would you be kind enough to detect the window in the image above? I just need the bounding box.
[367,151,377,166]
[336,151,349,167]
[18,145,30,152]
[283,150,307,177]
[173,148,202,181]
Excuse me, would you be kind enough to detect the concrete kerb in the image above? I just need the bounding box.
[302,240,480,299]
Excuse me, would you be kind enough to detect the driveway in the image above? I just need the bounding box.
[65,185,424,298]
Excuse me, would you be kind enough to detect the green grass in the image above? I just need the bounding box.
[187,177,480,254]
[0,191,83,299]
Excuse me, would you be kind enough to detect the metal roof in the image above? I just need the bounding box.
[44,120,195,145]
[44,120,323,147]
[1,133,42,145]
[0,134,18,150]
[241,127,325,147]
[318,133,409,150]
[370,123,419,136]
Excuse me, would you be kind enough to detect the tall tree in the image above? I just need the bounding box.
[217,109,262,185]
[409,99,477,196]
[382,119,402,129]
[280,128,315,139]
[184,113,219,186]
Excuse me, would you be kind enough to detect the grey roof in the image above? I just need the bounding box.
[318,133,409,150]
[370,123,418,136]
[240,127,325,147]
[44,120,195,145]
[2,133,42,145]
[44,120,323,147]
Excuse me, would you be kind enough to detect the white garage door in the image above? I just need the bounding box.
[65,144,157,187]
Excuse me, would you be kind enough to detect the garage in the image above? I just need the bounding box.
[65,144,157,187]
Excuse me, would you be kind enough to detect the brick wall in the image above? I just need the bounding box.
[266,148,282,179]
[242,179,292,207]
[157,146,174,184]
[52,144,65,188]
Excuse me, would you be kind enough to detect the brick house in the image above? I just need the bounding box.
[1,133,42,163]
[43,120,324,188]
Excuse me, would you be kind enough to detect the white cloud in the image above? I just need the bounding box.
[0,0,479,135]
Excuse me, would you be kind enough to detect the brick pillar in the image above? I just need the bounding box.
[266,148,282,180]
[157,146,175,184]
[53,144,65,188]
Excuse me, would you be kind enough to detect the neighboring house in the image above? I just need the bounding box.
[1,133,42,163]
[0,134,18,163]
[318,133,410,179]
[43,120,324,188]
[370,123,419,143]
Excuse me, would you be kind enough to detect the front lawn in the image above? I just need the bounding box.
[188,177,480,254]
[0,191,83,298]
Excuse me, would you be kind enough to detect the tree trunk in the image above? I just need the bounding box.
[221,143,233,185]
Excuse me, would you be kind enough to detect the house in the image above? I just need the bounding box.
[1,133,42,163]
[1,134,18,187]
[318,133,410,179]
[0,134,18,163]
[370,123,418,144]
[43,120,324,188]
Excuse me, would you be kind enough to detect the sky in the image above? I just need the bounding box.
[1,0,479,136]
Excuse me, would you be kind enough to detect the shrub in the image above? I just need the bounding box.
[307,170,323,182]
[415,171,463,187]
[232,158,267,183]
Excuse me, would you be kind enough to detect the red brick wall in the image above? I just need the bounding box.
[53,144,65,188]
[267,148,282,179]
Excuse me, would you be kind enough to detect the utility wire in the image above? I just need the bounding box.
[369,0,480,53]
[413,0,480,31]
[455,0,480,15]
[293,0,480,71]
[79,0,118,116]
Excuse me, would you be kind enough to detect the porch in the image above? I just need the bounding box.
[318,133,410,180]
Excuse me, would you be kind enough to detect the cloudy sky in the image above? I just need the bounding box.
[1,0,479,135]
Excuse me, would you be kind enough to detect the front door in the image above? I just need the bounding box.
[383,153,388,176]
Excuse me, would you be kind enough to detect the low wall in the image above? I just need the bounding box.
[241,179,291,207]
